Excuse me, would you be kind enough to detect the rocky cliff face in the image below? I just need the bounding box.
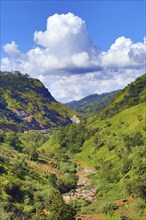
[70,115,81,124]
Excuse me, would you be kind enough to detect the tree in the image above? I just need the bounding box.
[28,148,39,161]
[47,193,76,220]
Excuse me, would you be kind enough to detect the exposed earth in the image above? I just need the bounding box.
[63,160,97,203]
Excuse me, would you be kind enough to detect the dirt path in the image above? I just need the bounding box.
[63,160,97,203]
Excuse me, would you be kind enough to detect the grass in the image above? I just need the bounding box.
[40,100,146,219]
[39,74,146,220]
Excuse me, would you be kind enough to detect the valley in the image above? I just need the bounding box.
[66,90,119,117]
[0,71,146,219]
[23,156,141,220]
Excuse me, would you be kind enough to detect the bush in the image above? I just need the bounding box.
[102,202,118,215]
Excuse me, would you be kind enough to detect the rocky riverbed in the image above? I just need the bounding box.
[63,161,97,203]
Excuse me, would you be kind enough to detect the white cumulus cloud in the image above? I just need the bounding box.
[1,13,146,102]
[34,13,98,56]
[43,68,142,102]
[3,41,21,57]
[1,13,101,76]
[101,36,146,69]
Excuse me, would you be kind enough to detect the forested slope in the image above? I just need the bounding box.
[41,73,146,219]
[66,90,119,117]
[0,71,75,131]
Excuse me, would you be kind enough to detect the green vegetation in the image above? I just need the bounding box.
[66,90,119,117]
[41,123,97,155]
[1,72,146,219]
[0,71,75,131]
[0,130,77,219]
[101,73,146,118]
[42,74,146,219]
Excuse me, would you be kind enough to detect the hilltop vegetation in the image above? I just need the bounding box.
[0,71,75,131]
[66,90,119,117]
[41,73,146,219]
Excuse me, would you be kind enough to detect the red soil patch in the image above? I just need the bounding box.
[77,160,89,168]
[77,214,101,220]
[115,196,134,207]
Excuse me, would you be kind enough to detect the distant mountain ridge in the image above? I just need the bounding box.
[0,71,75,131]
[66,90,119,116]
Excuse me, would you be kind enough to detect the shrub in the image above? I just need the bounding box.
[102,202,118,215]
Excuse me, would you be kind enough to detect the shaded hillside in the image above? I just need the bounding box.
[66,90,119,117]
[0,71,75,131]
[41,74,146,219]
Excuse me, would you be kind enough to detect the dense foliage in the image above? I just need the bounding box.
[0,71,75,131]
[42,73,146,219]
[1,72,146,219]
[0,130,77,219]
[66,90,119,117]
[51,123,98,154]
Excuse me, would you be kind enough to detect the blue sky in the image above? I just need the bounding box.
[1,0,146,102]
[1,0,145,54]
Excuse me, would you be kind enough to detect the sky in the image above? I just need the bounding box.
[0,0,146,102]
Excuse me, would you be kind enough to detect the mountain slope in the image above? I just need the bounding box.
[41,73,146,219]
[0,130,77,219]
[102,73,146,118]
[0,71,75,131]
[66,90,119,117]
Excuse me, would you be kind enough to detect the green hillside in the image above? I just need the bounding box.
[1,73,145,219]
[0,130,77,219]
[0,71,75,131]
[66,90,119,117]
[41,73,146,219]
[102,73,146,118]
